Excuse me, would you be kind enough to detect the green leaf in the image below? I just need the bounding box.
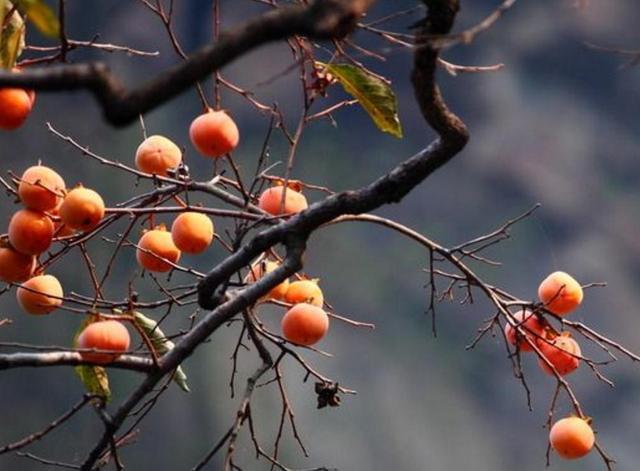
[73,316,111,402]
[13,0,59,38]
[316,62,403,138]
[131,310,190,393]
[75,364,111,403]
[0,3,25,68]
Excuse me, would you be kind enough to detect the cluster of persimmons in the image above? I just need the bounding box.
[1,102,326,363]
[505,271,594,460]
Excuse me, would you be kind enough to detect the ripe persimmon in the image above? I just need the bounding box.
[8,209,54,255]
[538,334,581,376]
[77,320,131,364]
[538,271,583,315]
[549,417,595,459]
[504,310,546,352]
[49,206,75,238]
[281,303,329,346]
[59,187,105,231]
[0,246,36,283]
[18,165,66,211]
[285,279,324,307]
[17,274,63,315]
[136,227,181,272]
[189,109,239,157]
[171,212,214,254]
[258,186,308,216]
[245,259,289,300]
[135,135,182,176]
[0,87,32,130]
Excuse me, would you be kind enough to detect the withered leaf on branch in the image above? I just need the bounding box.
[315,381,341,409]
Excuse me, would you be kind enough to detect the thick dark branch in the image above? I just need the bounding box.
[0,0,373,126]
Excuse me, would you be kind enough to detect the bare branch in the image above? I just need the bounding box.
[0,0,374,125]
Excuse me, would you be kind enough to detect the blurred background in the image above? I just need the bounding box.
[1,0,639,469]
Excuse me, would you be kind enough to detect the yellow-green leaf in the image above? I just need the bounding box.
[316,61,403,138]
[75,364,111,402]
[0,3,25,68]
[13,0,59,38]
[73,315,111,402]
[131,310,190,393]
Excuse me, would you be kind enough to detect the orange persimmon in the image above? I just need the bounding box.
[281,303,329,346]
[77,320,131,364]
[284,279,324,307]
[504,310,546,352]
[538,334,581,376]
[549,417,595,459]
[245,259,289,301]
[136,227,181,272]
[8,209,54,255]
[170,212,214,254]
[59,187,105,232]
[189,109,239,157]
[17,274,63,315]
[135,135,182,176]
[18,165,66,211]
[258,186,308,216]
[538,271,583,315]
[0,246,36,283]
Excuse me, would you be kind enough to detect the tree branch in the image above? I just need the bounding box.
[0,0,373,126]
[0,352,153,372]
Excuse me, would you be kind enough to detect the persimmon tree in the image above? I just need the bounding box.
[0,0,636,469]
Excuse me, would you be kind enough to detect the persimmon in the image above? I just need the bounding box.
[281,303,329,346]
[0,246,36,283]
[245,259,289,300]
[504,310,546,352]
[8,209,54,255]
[136,227,181,272]
[18,165,66,211]
[538,271,583,315]
[549,417,595,459]
[0,87,32,130]
[17,274,63,315]
[135,135,182,176]
[49,206,75,238]
[258,186,308,216]
[538,334,581,376]
[59,186,105,231]
[285,279,324,307]
[189,109,239,157]
[77,320,131,364]
[171,212,214,254]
